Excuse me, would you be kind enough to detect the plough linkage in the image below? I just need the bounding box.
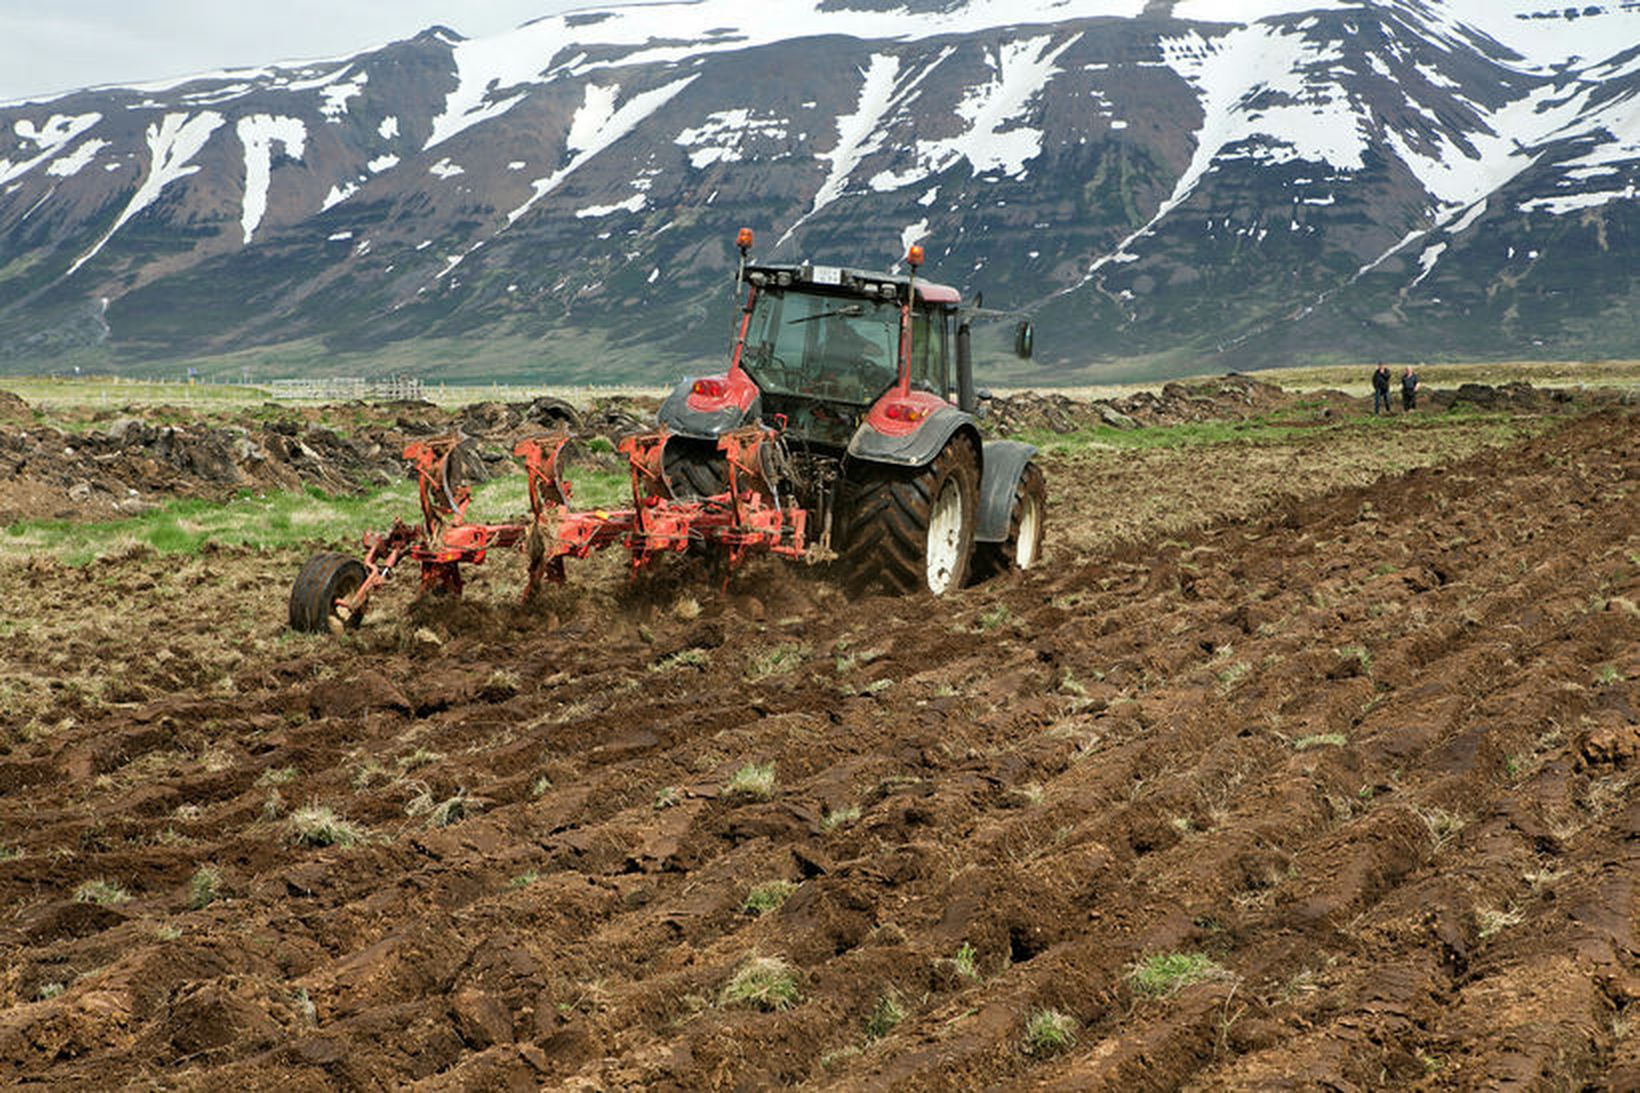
[325,426,808,624]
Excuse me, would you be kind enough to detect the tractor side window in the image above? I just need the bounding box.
[908,311,948,395]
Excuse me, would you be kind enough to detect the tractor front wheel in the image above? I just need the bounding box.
[841,436,979,596]
[971,462,1046,582]
[289,552,368,634]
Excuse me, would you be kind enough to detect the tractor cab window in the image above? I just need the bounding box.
[908,308,951,397]
[742,288,898,405]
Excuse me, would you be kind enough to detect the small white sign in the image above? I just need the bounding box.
[811,265,842,285]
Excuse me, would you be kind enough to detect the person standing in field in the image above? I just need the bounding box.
[1401,365,1420,411]
[1372,362,1392,414]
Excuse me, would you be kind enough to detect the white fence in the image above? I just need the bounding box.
[267,377,425,401]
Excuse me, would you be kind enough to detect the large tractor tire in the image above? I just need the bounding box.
[663,436,728,499]
[971,462,1046,582]
[289,552,368,634]
[841,436,979,596]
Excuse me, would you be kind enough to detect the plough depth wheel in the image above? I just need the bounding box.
[289,552,369,634]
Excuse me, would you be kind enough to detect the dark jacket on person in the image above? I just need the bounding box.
[1372,367,1390,392]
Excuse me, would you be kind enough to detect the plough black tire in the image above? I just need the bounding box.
[971,462,1047,583]
[663,436,729,499]
[840,436,978,596]
[289,552,368,634]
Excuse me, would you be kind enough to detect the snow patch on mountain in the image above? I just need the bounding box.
[577,193,647,218]
[237,114,307,243]
[1,113,102,186]
[1383,81,1593,212]
[676,109,792,169]
[320,72,367,120]
[1082,21,1367,279]
[1399,0,1640,71]
[322,182,358,211]
[870,34,1081,190]
[69,111,225,276]
[46,139,110,178]
[504,77,698,227]
[424,0,1150,153]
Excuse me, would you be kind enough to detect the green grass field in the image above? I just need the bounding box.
[1,468,636,566]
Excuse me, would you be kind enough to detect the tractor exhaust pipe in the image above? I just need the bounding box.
[956,319,975,413]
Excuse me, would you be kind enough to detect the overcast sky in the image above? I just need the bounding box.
[0,1,594,102]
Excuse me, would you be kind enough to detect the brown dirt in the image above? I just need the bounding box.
[0,394,655,525]
[0,396,1637,1089]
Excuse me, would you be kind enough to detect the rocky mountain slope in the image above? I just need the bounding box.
[0,0,1636,381]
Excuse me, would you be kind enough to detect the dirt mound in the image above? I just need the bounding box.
[0,394,662,524]
[989,375,1342,434]
[1,398,1635,1087]
[985,376,1631,440]
[1428,380,1575,413]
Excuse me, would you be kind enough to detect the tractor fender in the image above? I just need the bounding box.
[657,379,762,439]
[846,405,980,468]
[975,439,1040,543]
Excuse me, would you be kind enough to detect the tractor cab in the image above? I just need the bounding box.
[649,229,1044,595]
[728,261,961,448]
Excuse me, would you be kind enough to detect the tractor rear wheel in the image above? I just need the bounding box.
[663,437,728,499]
[841,436,978,595]
[971,462,1046,582]
[289,552,368,633]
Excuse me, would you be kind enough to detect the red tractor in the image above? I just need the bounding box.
[288,231,1044,632]
[658,230,1044,594]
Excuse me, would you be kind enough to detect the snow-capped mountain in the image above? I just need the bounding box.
[1,0,1636,381]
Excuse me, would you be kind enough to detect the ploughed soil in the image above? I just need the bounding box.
[0,382,1637,1089]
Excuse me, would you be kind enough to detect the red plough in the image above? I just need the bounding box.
[287,425,808,633]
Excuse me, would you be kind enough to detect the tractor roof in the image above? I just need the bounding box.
[744,263,961,306]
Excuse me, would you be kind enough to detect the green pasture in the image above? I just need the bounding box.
[2,467,635,566]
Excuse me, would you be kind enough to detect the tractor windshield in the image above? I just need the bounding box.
[740,288,899,405]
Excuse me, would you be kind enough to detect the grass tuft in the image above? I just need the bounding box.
[821,804,861,830]
[725,761,777,801]
[1415,805,1468,851]
[864,991,906,1041]
[407,787,473,827]
[654,648,710,672]
[745,643,808,681]
[1128,952,1231,998]
[188,865,222,909]
[256,765,299,787]
[720,956,800,1011]
[743,879,797,915]
[1477,905,1525,940]
[74,878,131,906]
[289,805,364,848]
[1023,1007,1078,1057]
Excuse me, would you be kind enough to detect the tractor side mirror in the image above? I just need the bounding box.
[1013,320,1035,360]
